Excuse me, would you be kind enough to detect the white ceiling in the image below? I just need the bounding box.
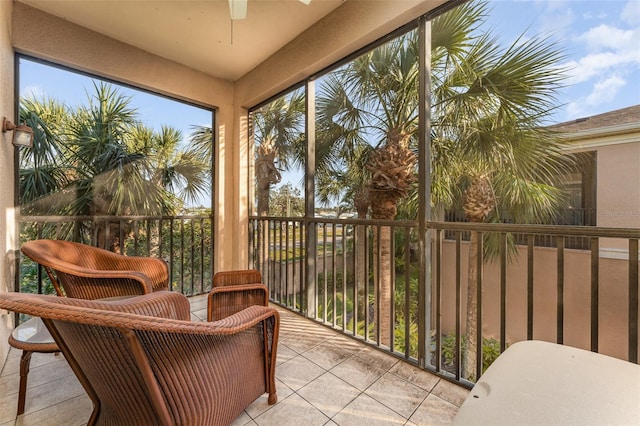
[20,0,346,81]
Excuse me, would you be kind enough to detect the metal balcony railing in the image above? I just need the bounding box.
[18,214,214,297]
[249,216,639,388]
[444,207,597,249]
[17,213,639,389]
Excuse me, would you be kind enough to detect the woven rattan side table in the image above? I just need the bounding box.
[8,317,60,416]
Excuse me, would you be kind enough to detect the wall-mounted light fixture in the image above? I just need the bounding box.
[2,117,34,148]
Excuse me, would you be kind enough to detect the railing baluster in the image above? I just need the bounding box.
[435,228,442,372]
[365,224,370,342]
[146,219,151,256]
[199,218,204,293]
[291,221,297,309]
[591,237,599,352]
[527,234,534,340]
[190,218,195,295]
[500,233,507,352]
[279,219,284,304]
[323,222,327,322]
[332,223,337,327]
[300,220,306,313]
[270,220,275,299]
[404,225,411,358]
[557,236,565,345]
[352,223,359,336]
[375,224,381,345]
[629,238,638,363]
[159,218,164,261]
[455,230,461,381]
[180,219,185,294]
[342,224,348,331]
[285,221,290,307]
[118,219,124,253]
[169,219,174,291]
[133,220,139,255]
[476,231,483,378]
[390,224,396,351]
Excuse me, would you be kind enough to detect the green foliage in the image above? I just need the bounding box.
[394,316,419,358]
[317,270,354,323]
[19,259,56,295]
[17,80,214,295]
[441,334,505,375]
[19,82,210,222]
[269,183,305,217]
[394,275,419,322]
[19,212,214,296]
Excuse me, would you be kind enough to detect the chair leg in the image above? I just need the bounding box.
[17,350,33,416]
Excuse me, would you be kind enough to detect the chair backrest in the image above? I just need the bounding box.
[208,269,268,321]
[0,291,279,426]
[21,239,169,299]
[212,269,262,287]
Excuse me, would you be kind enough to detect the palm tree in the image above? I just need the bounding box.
[18,96,73,213]
[19,82,211,251]
[252,90,306,216]
[430,1,570,380]
[129,124,210,208]
[249,89,306,295]
[188,125,214,167]
[316,32,420,345]
[315,0,570,360]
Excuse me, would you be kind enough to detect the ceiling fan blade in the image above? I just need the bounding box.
[229,0,308,20]
[228,0,247,20]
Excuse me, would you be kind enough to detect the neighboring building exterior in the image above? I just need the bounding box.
[554,105,640,232]
[439,106,640,361]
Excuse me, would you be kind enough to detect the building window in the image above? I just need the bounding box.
[557,151,597,226]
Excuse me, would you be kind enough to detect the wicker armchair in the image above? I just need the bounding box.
[21,239,169,299]
[208,269,269,321]
[0,291,279,425]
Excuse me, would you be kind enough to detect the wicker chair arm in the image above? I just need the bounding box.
[33,290,192,320]
[207,283,269,321]
[0,292,278,335]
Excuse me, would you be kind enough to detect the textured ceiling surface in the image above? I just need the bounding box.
[21,0,345,81]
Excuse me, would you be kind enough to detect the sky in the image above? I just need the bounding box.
[17,0,640,205]
[484,0,640,122]
[19,58,213,144]
[19,57,213,208]
[19,1,639,128]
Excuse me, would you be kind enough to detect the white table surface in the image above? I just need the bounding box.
[453,340,640,425]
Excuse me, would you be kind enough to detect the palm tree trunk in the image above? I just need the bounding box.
[256,180,271,217]
[461,175,494,380]
[375,224,393,347]
[370,190,397,347]
[354,188,369,329]
[464,230,479,380]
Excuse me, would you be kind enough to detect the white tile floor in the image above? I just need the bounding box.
[0,295,469,426]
